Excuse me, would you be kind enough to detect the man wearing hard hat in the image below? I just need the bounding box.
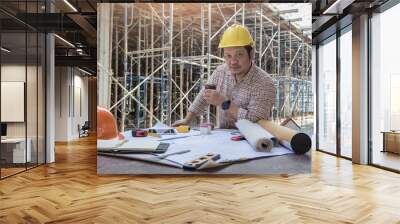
[173,24,276,129]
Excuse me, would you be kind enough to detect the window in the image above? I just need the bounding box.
[340,27,352,158]
[317,35,337,154]
[371,3,400,171]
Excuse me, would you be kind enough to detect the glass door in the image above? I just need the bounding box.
[0,0,47,179]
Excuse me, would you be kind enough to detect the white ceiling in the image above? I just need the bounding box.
[268,3,312,37]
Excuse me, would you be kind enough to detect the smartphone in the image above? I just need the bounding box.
[204,84,216,90]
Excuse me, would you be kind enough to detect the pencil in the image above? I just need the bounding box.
[114,139,128,148]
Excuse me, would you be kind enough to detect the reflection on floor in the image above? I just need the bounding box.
[0,163,41,178]
[0,167,25,178]
[373,151,400,171]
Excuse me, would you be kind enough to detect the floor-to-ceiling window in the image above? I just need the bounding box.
[317,35,337,155]
[316,23,353,159]
[340,26,352,159]
[0,1,47,179]
[371,2,400,171]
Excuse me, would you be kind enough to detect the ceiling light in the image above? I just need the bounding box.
[54,34,75,48]
[63,0,78,12]
[1,47,11,53]
[76,48,85,55]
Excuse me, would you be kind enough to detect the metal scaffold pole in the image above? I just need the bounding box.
[259,5,263,67]
[277,14,281,120]
[200,4,205,125]
[121,3,128,132]
[167,4,173,126]
[107,3,313,129]
[114,15,118,120]
[149,10,154,126]
[207,3,211,123]
[180,16,184,120]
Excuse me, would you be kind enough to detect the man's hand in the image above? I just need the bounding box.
[172,119,189,127]
[204,89,227,106]
[172,112,195,127]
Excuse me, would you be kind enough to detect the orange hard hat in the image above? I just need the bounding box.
[97,106,124,140]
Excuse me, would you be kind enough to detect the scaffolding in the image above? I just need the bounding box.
[98,3,313,132]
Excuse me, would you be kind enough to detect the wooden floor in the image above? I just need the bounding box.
[1,136,400,223]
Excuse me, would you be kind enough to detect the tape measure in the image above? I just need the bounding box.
[176,125,190,133]
[132,129,148,137]
[183,153,220,170]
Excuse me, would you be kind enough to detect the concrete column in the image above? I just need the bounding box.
[46,32,55,163]
[352,14,369,164]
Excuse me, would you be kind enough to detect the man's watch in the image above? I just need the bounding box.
[221,100,231,111]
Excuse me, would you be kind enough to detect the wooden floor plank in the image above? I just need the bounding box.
[0,136,400,223]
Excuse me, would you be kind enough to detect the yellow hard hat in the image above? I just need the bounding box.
[218,24,254,48]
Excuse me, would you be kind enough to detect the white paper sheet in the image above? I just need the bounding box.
[151,122,172,130]
[97,140,123,149]
[98,138,160,151]
[148,122,176,134]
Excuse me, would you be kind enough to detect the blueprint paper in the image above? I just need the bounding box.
[114,129,294,168]
[98,152,183,168]
[162,130,293,165]
[123,129,199,140]
[235,119,278,152]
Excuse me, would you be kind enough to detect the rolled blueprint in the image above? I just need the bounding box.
[235,119,277,152]
[257,120,311,154]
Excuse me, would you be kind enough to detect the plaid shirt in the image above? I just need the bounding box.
[189,63,276,129]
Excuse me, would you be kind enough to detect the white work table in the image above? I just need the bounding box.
[97,152,311,174]
[97,130,311,174]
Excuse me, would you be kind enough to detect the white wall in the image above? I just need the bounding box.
[72,72,89,138]
[55,67,69,141]
[55,67,89,141]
